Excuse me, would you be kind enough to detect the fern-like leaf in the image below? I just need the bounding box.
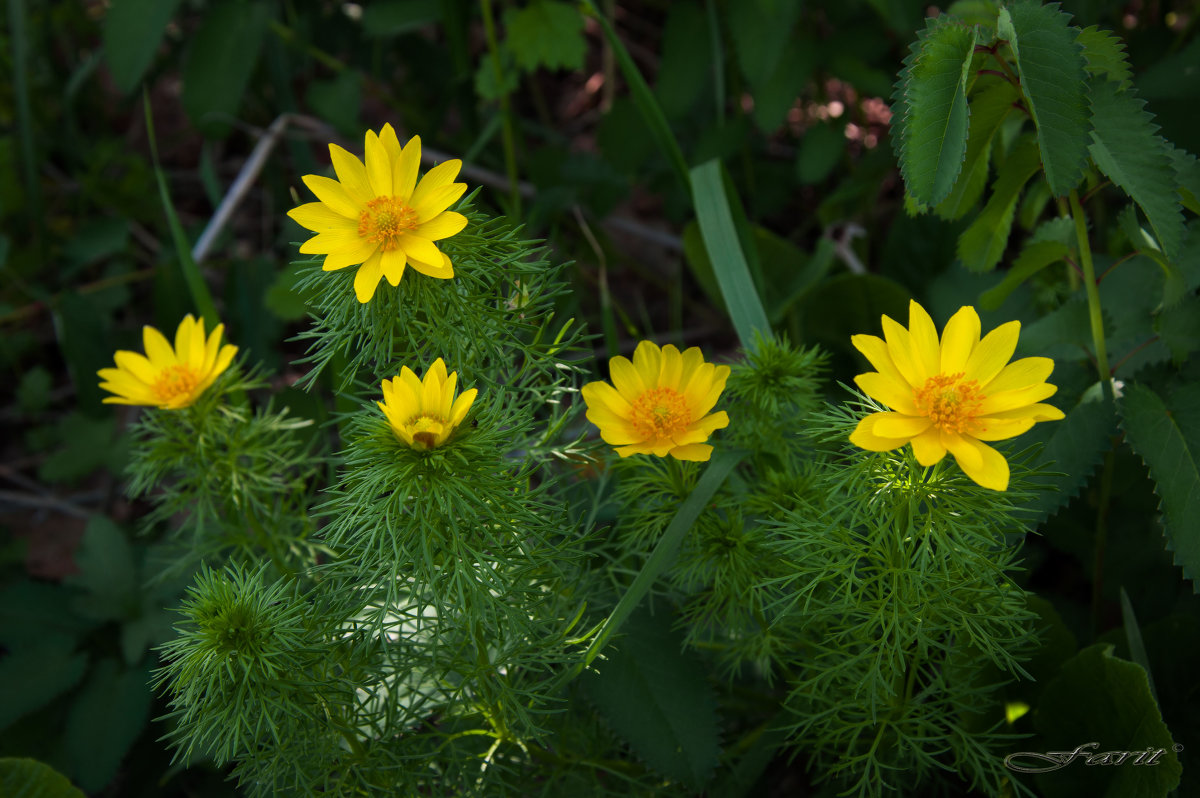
[1087,79,1186,262]
[997,0,1089,197]
[893,17,978,207]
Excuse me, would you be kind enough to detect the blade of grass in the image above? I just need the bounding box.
[8,0,44,258]
[143,90,219,329]
[579,449,745,672]
[690,160,771,347]
[1119,587,1157,702]
[582,0,690,193]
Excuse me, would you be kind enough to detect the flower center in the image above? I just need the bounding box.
[913,372,983,433]
[405,414,446,450]
[151,364,202,403]
[358,196,419,251]
[629,387,692,439]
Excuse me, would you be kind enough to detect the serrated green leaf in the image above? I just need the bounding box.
[1031,215,1076,246]
[894,18,977,206]
[64,517,137,622]
[102,0,183,93]
[947,0,1000,31]
[62,659,152,792]
[957,136,1041,272]
[1088,80,1186,261]
[505,1,585,72]
[980,239,1069,310]
[1019,298,1095,359]
[935,78,1018,219]
[1033,644,1181,797]
[0,758,86,798]
[1024,396,1116,524]
[1168,146,1200,216]
[1077,25,1132,89]
[181,1,270,137]
[1157,295,1200,364]
[582,610,720,790]
[997,0,1089,197]
[1121,383,1200,592]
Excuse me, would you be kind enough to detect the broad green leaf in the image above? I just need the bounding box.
[997,0,1089,197]
[0,580,99,648]
[690,160,771,347]
[1088,80,1185,261]
[947,0,1000,31]
[979,239,1069,310]
[506,1,585,72]
[893,17,977,206]
[1033,644,1181,797]
[935,78,1018,220]
[797,273,910,354]
[726,0,803,88]
[0,637,88,732]
[0,758,86,798]
[1169,146,1200,215]
[62,659,153,792]
[1019,298,1095,359]
[38,412,120,485]
[181,1,270,137]
[654,3,711,120]
[582,610,720,790]
[957,136,1041,272]
[16,367,51,413]
[102,0,183,93]
[360,0,441,36]
[1121,383,1200,592]
[305,71,362,139]
[796,122,845,185]
[1077,25,1132,89]
[1157,295,1200,364]
[64,516,137,622]
[1024,396,1117,524]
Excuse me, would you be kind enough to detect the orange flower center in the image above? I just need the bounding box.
[914,372,983,433]
[405,414,446,450]
[358,196,419,251]
[629,387,692,439]
[152,364,202,403]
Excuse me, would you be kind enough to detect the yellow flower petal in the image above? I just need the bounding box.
[907,300,941,381]
[945,434,1009,491]
[971,416,1036,441]
[399,234,445,268]
[378,358,476,450]
[983,356,1054,395]
[364,130,392,197]
[975,382,1057,415]
[329,143,374,204]
[910,428,947,466]
[393,135,422,201]
[143,325,175,366]
[322,238,378,271]
[300,175,359,218]
[411,159,462,206]
[409,252,454,279]
[667,443,713,461]
[632,341,663,386]
[354,251,385,303]
[381,248,407,286]
[413,183,467,223]
[939,306,980,375]
[288,202,358,232]
[965,320,1020,386]
[872,412,933,439]
[100,316,235,409]
[378,123,403,162]
[848,413,909,452]
[853,371,921,416]
[609,355,646,399]
[581,380,633,416]
[881,314,926,388]
[416,212,468,241]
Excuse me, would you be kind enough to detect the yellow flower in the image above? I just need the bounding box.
[377,358,478,451]
[287,124,469,304]
[581,341,731,462]
[849,300,1065,491]
[97,315,237,409]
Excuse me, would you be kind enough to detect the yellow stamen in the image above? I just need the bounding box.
[913,372,983,433]
[406,414,446,450]
[152,364,202,403]
[358,196,419,251]
[630,387,692,439]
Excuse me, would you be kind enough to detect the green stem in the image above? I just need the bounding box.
[479,0,522,218]
[566,450,744,681]
[1068,189,1111,397]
